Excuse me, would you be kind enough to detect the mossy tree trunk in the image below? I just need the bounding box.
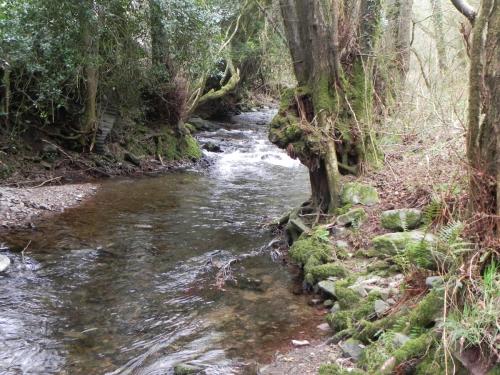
[271,0,382,212]
[464,0,499,237]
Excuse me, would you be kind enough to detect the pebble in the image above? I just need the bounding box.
[317,323,331,332]
[292,339,310,347]
[0,254,11,273]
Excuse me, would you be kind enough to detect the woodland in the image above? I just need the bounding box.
[0,0,499,374]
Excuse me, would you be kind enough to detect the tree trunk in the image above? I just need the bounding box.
[386,0,414,87]
[81,2,99,145]
[430,0,448,72]
[271,0,382,212]
[466,0,499,237]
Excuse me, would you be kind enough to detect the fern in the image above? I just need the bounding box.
[422,198,443,226]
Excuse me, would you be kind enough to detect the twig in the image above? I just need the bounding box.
[33,176,62,188]
[21,240,31,263]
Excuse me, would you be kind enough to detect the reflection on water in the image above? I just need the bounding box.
[0,111,318,374]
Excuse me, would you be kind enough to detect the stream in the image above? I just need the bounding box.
[0,110,319,374]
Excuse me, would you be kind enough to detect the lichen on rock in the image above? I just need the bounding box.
[381,208,423,231]
[340,182,379,206]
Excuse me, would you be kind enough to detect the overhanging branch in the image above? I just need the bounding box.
[450,0,477,24]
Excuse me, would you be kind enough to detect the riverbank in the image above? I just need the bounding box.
[0,183,98,231]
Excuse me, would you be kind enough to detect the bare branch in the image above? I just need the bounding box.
[450,0,476,24]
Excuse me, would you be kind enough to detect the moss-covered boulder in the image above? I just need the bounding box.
[381,208,422,231]
[337,208,367,226]
[341,182,379,206]
[372,231,436,256]
[305,263,349,284]
[289,227,332,265]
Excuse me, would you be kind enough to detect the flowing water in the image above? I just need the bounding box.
[0,111,319,374]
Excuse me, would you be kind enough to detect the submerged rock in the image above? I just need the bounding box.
[0,254,10,273]
[173,363,204,375]
[381,208,422,231]
[340,182,379,206]
[202,142,223,153]
[337,208,367,226]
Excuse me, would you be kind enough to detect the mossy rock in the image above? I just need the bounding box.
[173,363,203,375]
[319,364,366,375]
[289,227,332,266]
[341,182,379,206]
[381,209,422,231]
[305,263,349,284]
[337,208,367,226]
[372,231,436,256]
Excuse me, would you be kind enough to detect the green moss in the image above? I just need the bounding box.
[340,182,379,206]
[334,279,360,309]
[312,74,336,113]
[289,227,332,266]
[181,134,202,160]
[337,207,367,226]
[416,355,447,375]
[327,310,352,331]
[407,290,443,329]
[487,365,500,375]
[319,364,366,375]
[393,333,433,364]
[305,263,349,284]
[372,231,436,256]
[381,209,423,231]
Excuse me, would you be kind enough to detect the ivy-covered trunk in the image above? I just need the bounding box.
[466,0,499,237]
[271,0,382,212]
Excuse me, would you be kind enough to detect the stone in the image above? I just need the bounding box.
[331,226,347,237]
[330,302,341,313]
[340,182,379,206]
[317,323,331,332]
[323,299,334,307]
[318,280,336,296]
[202,142,223,153]
[381,208,423,231]
[367,260,391,272]
[337,208,367,226]
[335,240,349,251]
[188,117,218,132]
[425,276,444,289]
[392,333,411,348]
[369,287,390,301]
[372,231,436,256]
[173,363,203,375]
[374,299,390,317]
[339,338,364,361]
[0,254,10,273]
[348,284,368,297]
[291,339,310,347]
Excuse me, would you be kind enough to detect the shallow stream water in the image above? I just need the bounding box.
[0,111,319,374]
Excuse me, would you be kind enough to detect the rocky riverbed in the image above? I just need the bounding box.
[0,183,98,231]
